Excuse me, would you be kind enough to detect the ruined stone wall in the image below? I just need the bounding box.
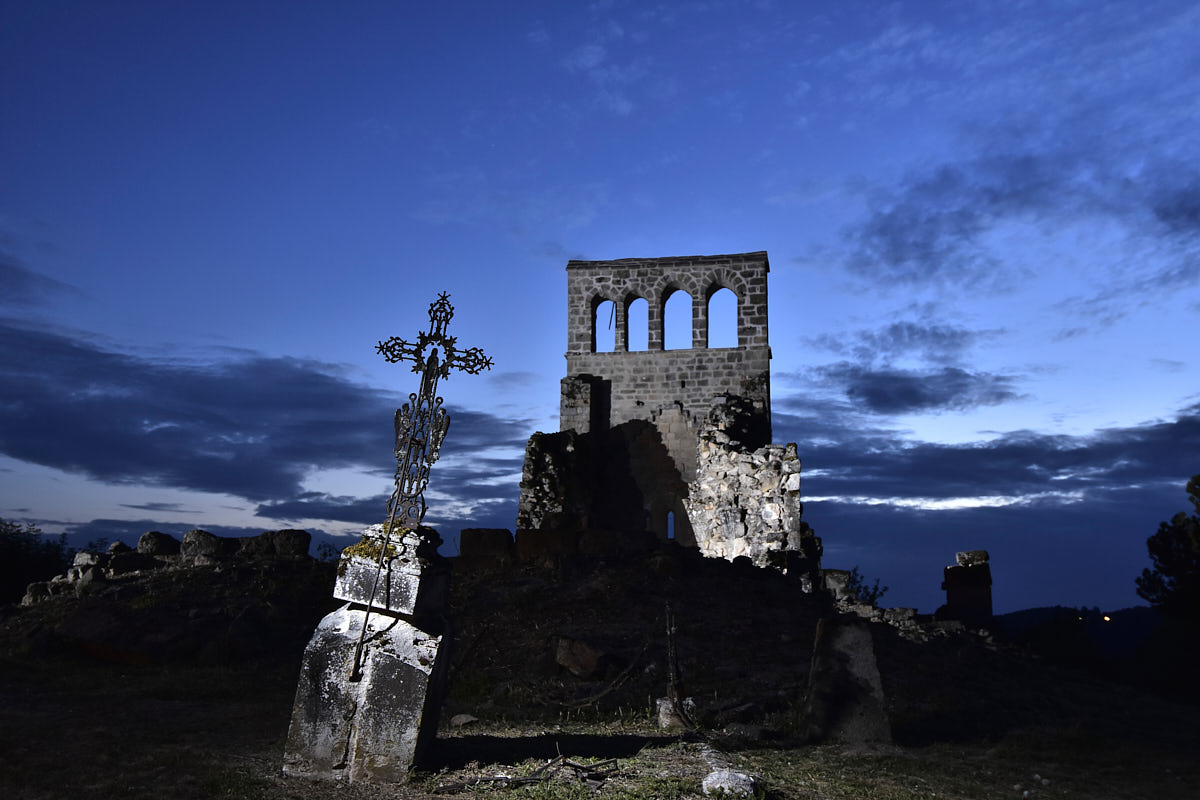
[562,251,771,481]
[515,423,694,544]
[21,529,313,606]
[685,394,822,588]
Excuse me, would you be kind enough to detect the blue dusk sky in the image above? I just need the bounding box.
[2,1,1197,614]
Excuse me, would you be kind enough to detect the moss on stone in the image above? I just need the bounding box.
[336,530,406,577]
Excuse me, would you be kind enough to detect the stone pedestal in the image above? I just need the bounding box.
[282,605,447,783]
[333,525,448,618]
[938,550,993,628]
[283,525,449,784]
[801,618,891,744]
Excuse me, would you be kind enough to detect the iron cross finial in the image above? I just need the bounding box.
[351,292,492,682]
[375,292,494,379]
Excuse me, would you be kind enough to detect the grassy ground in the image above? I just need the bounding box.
[2,551,1197,798]
[1,652,1197,800]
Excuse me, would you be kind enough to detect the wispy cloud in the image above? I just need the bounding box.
[0,320,533,518]
[794,316,1020,415]
[488,371,545,389]
[0,251,80,307]
[255,492,386,525]
[118,502,198,513]
[771,394,1200,609]
[823,1,1200,303]
[774,397,1200,506]
[559,10,652,117]
[808,321,1002,366]
[811,363,1023,415]
[527,24,550,47]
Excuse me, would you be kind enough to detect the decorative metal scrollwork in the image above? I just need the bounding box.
[350,293,492,681]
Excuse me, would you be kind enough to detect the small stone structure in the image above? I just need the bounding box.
[937,550,993,628]
[517,251,820,580]
[801,617,892,744]
[283,524,449,784]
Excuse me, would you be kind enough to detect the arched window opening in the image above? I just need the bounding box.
[666,510,675,540]
[627,297,648,351]
[594,300,615,353]
[707,287,738,348]
[663,290,692,350]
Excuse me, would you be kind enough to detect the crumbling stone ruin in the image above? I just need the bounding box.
[516,251,821,582]
[21,528,312,605]
[16,528,333,667]
[686,394,822,585]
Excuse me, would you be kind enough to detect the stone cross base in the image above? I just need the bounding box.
[283,604,447,784]
[801,618,892,744]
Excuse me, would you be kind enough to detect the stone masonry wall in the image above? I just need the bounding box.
[562,251,772,482]
[685,394,822,589]
[515,422,694,544]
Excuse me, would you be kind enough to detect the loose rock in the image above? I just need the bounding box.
[702,769,756,797]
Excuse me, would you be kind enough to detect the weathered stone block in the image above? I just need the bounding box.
[73,551,104,567]
[137,531,181,555]
[955,549,989,567]
[74,566,107,597]
[181,529,237,559]
[268,529,313,557]
[801,618,891,744]
[21,582,50,606]
[555,635,607,679]
[883,607,917,624]
[702,769,757,797]
[283,604,447,784]
[823,569,853,603]
[333,527,447,618]
[235,529,310,559]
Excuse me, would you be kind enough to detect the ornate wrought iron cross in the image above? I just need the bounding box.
[351,292,491,680]
[375,292,493,535]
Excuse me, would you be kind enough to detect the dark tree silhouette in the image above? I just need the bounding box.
[846,565,889,606]
[0,518,71,605]
[1136,475,1200,620]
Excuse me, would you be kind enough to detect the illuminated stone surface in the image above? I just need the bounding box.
[282,604,446,784]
